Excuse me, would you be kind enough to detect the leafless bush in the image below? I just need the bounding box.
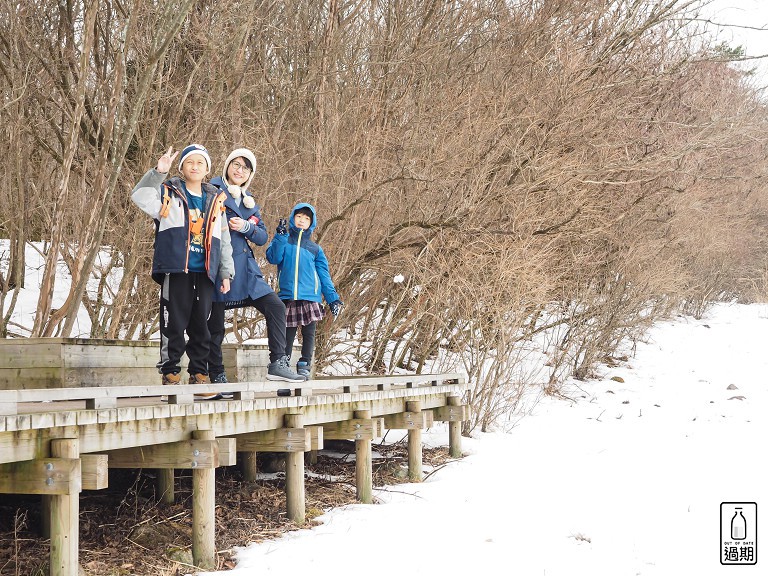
[2,0,767,430]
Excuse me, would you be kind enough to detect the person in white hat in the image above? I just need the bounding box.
[131,144,234,399]
[207,148,304,383]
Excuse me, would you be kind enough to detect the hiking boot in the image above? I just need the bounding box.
[160,372,180,401]
[210,372,234,399]
[188,373,210,384]
[189,373,222,400]
[296,361,311,378]
[266,356,306,382]
[161,372,181,385]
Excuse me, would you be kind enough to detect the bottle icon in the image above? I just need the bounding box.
[731,508,747,540]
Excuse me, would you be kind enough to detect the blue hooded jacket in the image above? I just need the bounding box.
[266,203,340,304]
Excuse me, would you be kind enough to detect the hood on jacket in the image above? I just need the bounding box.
[166,176,219,197]
[289,202,317,234]
[221,148,257,192]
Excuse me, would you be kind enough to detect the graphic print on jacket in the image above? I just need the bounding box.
[185,184,206,273]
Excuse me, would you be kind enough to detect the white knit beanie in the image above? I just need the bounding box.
[222,148,257,192]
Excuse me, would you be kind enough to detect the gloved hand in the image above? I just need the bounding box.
[276,217,288,235]
[328,300,344,318]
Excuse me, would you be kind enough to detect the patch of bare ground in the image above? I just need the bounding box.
[0,442,455,575]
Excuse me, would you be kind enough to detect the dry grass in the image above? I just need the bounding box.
[0,442,454,575]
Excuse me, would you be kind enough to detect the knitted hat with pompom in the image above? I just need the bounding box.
[222,148,257,192]
[178,143,211,172]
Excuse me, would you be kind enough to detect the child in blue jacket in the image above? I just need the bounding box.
[266,203,343,377]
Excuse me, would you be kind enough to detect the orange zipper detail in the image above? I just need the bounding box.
[204,193,222,273]
[174,185,191,273]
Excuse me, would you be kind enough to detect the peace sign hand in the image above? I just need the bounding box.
[156,147,179,174]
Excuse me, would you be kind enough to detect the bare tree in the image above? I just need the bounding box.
[2,0,767,431]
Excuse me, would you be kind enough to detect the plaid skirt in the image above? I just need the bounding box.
[284,300,324,328]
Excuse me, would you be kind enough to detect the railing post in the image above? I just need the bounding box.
[49,438,80,576]
[192,430,216,570]
[354,409,373,503]
[406,400,422,482]
[284,413,305,524]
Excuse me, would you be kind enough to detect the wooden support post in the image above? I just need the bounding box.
[354,410,373,504]
[157,469,174,505]
[49,438,81,576]
[406,401,422,482]
[192,430,217,570]
[284,413,305,524]
[241,452,258,482]
[382,404,431,481]
[448,395,463,458]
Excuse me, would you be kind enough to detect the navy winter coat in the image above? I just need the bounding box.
[266,203,340,305]
[131,169,234,285]
[209,176,275,306]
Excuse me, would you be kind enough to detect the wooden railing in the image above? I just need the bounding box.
[0,373,463,416]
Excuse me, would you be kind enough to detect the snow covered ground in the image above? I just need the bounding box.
[4,241,765,574]
[204,302,768,576]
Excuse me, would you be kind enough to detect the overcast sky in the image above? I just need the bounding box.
[700,0,768,82]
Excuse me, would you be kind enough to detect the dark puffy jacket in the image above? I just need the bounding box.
[266,203,340,304]
[209,176,275,306]
[131,169,234,285]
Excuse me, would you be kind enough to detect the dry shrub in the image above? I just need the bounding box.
[2,0,767,429]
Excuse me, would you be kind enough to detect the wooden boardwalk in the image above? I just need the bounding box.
[0,372,468,575]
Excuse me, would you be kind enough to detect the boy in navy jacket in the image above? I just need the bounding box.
[131,145,234,397]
